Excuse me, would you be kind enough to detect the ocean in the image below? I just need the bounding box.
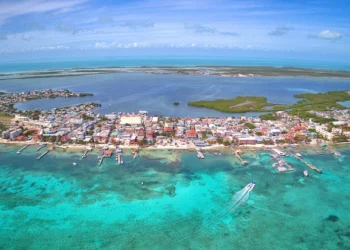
[0,73,348,117]
[1,145,350,249]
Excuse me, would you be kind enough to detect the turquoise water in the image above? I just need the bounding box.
[0,73,348,117]
[1,57,350,73]
[1,145,350,249]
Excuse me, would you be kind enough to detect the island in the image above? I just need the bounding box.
[188,91,350,124]
[0,89,349,154]
[2,66,350,80]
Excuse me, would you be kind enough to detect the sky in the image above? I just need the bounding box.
[0,0,349,63]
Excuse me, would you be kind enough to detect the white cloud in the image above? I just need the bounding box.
[31,45,70,51]
[0,0,87,26]
[94,42,151,49]
[309,30,342,40]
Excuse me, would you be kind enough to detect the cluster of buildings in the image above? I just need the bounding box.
[2,106,350,147]
[0,89,93,115]
[1,89,350,147]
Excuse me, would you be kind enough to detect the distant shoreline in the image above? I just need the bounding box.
[1,66,350,80]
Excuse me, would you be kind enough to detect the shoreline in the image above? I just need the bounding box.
[0,140,343,152]
[1,66,350,81]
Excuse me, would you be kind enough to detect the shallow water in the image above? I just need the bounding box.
[1,145,350,249]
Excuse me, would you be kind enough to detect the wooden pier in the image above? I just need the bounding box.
[98,156,105,166]
[133,147,139,159]
[17,144,30,154]
[36,146,54,160]
[117,152,123,164]
[36,144,46,152]
[293,154,322,173]
[82,149,88,159]
[233,149,247,165]
[196,148,205,159]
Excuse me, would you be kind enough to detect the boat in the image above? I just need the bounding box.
[303,170,309,177]
[296,153,302,159]
[73,162,77,166]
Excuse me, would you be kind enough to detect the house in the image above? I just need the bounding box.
[186,126,197,139]
[237,137,257,145]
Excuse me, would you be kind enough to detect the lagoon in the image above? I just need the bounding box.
[0,73,347,117]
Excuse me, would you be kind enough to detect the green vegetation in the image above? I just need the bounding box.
[245,122,256,129]
[188,96,284,113]
[0,112,14,124]
[333,135,348,143]
[259,113,280,121]
[189,91,350,124]
[173,102,180,106]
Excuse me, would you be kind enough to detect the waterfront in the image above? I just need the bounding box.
[0,73,347,117]
[1,144,350,249]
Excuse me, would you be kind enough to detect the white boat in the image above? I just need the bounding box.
[303,170,309,177]
[296,153,302,158]
[73,162,77,166]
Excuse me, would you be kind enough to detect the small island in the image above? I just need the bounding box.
[173,102,180,106]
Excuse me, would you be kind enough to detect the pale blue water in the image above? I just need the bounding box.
[1,57,350,73]
[1,73,348,117]
[1,145,350,249]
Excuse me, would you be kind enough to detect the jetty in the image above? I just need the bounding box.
[133,147,139,159]
[98,156,105,166]
[233,149,247,165]
[196,148,205,159]
[17,144,30,154]
[292,154,322,173]
[116,147,123,164]
[36,146,54,160]
[82,149,89,159]
[36,143,47,152]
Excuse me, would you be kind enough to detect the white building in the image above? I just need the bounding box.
[120,116,142,125]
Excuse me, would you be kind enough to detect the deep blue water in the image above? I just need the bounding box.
[0,73,348,117]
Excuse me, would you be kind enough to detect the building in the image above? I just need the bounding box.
[237,137,257,145]
[10,129,22,140]
[120,116,142,125]
[2,130,10,139]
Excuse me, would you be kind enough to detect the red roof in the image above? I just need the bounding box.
[186,130,197,137]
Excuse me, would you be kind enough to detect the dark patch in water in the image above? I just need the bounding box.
[283,203,292,208]
[344,232,350,238]
[297,236,305,243]
[30,182,35,187]
[165,185,176,197]
[326,215,339,222]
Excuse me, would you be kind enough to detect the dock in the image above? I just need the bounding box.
[116,147,123,164]
[98,156,105,166]
[293,154,322,173]
[133,147,139,159]
[17,144,30,154]
[116,151,123,164]
[36,143,46,152]
[232,149,247,165]
[196,148,205,159]
[82,149,89,159]
[36,147,54,160]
